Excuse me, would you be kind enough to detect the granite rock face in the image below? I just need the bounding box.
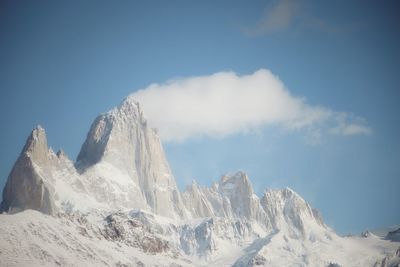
[1,98,187,219]
[182,172,268,225]
[76,97,187,219]
[0,126,56,214]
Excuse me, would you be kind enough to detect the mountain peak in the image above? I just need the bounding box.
[1,125,56,214]
[187,179,199,189]
[34,124,44,131]
[76,97,147,167]
[219,171,253,197]
[20,125,49,165]
[217,171,266,220]
[76,98,186,219]
[23,125,46,149]
[112,96,147,125]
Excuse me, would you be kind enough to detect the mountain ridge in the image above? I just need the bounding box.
[0,97,398,267]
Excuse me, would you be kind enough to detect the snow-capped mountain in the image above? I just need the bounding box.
[75,97,187,219]
[1,97,186,219]
[0,96,398,267]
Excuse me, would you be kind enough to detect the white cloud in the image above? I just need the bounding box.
[244,0,301,36]
[131,69,371,142]
[329,115,372,136]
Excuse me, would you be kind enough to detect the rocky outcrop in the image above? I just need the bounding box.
[0,125,97,214]
[182,172,329,243]
[0,126,56,214]
[260,187,326,238]
[182,181,215,218]
[76,97,187,219]
[182,172,269,225]
[386,228,400,242]
[102,212,171,254]
[219,172,267,222]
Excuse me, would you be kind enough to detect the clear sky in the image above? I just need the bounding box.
[0,0,399,234]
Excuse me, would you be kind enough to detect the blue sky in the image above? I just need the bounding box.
[0,0,399,234]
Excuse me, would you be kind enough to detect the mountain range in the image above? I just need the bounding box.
[0,96,399,267]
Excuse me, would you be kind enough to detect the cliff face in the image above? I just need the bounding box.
[1,98,187,219]
[1,126,56,214]
[183,172,268,224]
[76,97,187,219]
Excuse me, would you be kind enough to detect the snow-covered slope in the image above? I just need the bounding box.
[0,97,398,267]
[0,208,398,267]
[0,209,193,267]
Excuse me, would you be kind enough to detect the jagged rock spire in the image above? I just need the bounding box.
[1,125,55,214]
[76,97,187,219]
[22,125,48,162]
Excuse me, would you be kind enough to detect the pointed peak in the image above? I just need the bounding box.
[18,125,50,165]
[122,95,140,108]
[219,171,254,198]
[220,171,249,184]
[33,124,46,136]
[22,125,48,153]
[34,124,44,131]
[110,96,147,125]
[76,98,154,169]
[263,187,308,209]
[233,171,249,180]
[31,124,46,138]
[185,180,200,192]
